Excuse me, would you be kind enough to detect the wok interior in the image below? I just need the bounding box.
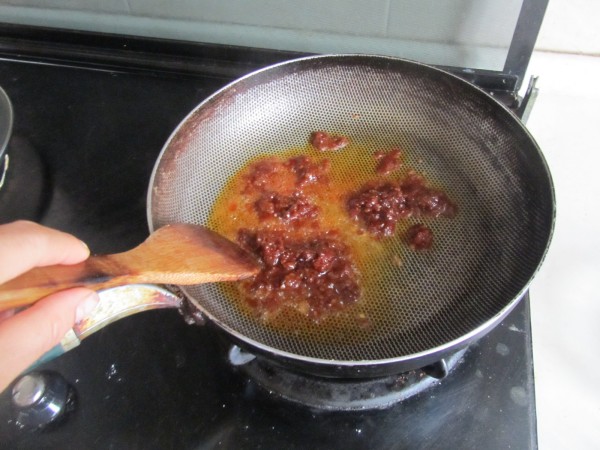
[149,55,553,363]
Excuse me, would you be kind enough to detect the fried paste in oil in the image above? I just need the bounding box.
[208,141,456,339]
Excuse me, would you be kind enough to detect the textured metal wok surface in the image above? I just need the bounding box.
[148,55,554,365]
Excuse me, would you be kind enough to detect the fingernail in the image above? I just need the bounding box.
[75,292,100,323]
[80,239,91,254]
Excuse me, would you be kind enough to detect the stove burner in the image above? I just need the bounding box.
[230,347,468,411]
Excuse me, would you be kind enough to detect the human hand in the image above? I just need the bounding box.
[0,221,99,393]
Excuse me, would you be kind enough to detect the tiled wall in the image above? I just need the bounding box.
[1,1,596,57]
[0,0,524,70]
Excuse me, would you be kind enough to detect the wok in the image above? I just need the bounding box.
[146,54,555,377]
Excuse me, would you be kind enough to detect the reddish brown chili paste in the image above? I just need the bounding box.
[239,154,360,320]
[347,171,457,238]
[237,229,360,320]
[208,134,457,325]
[254,192,319,224]
[374,148,403,175]
[399,172,457,218]
[405,224,434,250]
[310,131,350,152]
[243,155,330,196]
[347,182,408,237]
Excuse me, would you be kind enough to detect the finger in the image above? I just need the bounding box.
[0,309,15,321]
[0,221,90,284]
[0,288,98,393]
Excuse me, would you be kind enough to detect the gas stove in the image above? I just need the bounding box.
[0,24,539,449]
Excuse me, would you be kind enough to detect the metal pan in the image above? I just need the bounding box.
[147,54,555,377]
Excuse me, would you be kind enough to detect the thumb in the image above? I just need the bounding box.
[0,288,99,392]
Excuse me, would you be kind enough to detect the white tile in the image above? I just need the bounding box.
[525,51,600,450]
[535,0,600,55]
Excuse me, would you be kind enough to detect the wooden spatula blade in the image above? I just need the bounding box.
[135,224,260,283]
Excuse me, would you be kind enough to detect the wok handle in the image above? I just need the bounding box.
[28,284,182,368]
[0,255,139,311]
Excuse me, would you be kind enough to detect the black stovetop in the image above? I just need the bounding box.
[0,30,537,449]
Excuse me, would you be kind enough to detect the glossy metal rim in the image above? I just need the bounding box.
[0,85,13,159]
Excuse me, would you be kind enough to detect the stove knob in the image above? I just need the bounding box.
[11,371,75,430]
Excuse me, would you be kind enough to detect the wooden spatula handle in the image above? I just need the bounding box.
[0,255,132,310]
[0,224,260,311]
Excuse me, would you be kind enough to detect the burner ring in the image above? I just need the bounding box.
[235,347,468,411]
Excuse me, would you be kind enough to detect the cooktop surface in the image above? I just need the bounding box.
[0,33,537,449]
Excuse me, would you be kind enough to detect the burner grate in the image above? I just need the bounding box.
[231,346,468,411]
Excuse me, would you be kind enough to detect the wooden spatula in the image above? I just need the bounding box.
[0,223,260,310]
